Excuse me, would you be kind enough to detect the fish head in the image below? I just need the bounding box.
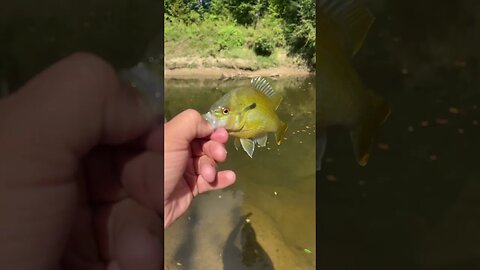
[203,89,250,132]
[203,106,230,128]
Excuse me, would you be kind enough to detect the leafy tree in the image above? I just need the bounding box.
[165,0,316,67]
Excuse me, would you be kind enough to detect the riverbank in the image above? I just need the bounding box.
[164,53,313,79]
[164,65,313,80]
[164,13,315,80]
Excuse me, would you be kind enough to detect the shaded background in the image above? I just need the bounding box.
[317,0,480,269]
[0,0,163,93]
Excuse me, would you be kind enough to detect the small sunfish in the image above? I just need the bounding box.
[203,77,288,158]
[316,0,391,170]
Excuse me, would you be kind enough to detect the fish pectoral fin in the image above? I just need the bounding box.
[319,0,375,56]
[243,102,257,112]
[234,138,241,151]
[240,138,255,158]
[275,121,288,145]
[255,135,268,147]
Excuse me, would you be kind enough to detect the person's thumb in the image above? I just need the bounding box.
[164,109,214,151]
[1,52,157,159]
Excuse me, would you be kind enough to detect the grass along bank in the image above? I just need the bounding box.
[164,15,313,78]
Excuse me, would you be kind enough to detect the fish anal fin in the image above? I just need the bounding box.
[255,135,268,147]
[275,121,288,145]
[240,138,255,158]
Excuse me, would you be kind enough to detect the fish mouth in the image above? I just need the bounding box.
[202,112,226,128]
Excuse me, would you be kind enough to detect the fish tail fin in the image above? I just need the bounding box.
[350,94,391,166]
[275,121,288,145]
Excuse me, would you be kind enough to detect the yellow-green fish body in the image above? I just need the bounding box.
[204,77,288,158]
[316,0,391,169]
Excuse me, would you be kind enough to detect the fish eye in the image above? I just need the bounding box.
[222,108,230,114]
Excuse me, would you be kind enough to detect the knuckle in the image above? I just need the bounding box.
[182,109,201,121]
[65,52,119,95]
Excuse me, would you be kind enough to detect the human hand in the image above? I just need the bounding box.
[164,110,236,228]
[0,53,163,270]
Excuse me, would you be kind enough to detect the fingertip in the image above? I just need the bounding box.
[196,169,237,195]
[220,170,236,185]
[228,170,236,182]
[210,128,228,143]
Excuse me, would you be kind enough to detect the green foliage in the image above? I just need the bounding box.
[164,0,195,20]
[165,0,316,68]
[270,0,316,66]
[164,17,200,42]
[226,0,268,26]
[288,17,316,65]
[253,34,274,56]
[215,25,245,51]
[245,14,284,56]
[164,0,204,24]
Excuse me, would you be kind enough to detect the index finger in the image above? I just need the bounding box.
[210,128,228,144]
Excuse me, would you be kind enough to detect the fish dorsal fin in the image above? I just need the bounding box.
[318,0,375,56]
[251,77,276,97]
[250,77,283,110]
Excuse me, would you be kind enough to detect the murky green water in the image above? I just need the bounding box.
[317,0,480,269]
[164,77,316,269]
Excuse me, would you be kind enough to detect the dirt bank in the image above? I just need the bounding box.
[164,56,314,79]
[165,66,313,79]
